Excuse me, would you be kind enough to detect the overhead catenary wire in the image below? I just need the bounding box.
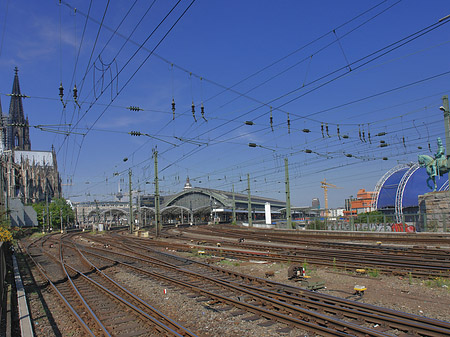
[47,2,449,203]
[67,0,197,179]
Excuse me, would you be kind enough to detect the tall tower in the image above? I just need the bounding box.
[8,67,31,150]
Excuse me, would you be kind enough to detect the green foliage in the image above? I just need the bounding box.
[307,219,326,230]
[219,259,240,267]
[32,198,75,231]
[423,277,450,289]
[355,211,386,223]
[367,268,380,278]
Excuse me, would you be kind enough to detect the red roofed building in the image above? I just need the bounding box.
[343,189,375,218]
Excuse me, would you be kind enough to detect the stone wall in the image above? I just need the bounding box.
[418,191,450,232]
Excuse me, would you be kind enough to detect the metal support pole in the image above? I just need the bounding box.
[442,95,450,232]
[46,194,50,231]
[154,149,161,237]
[60,209,63,234]
[247,173,252,227]
[137,190,141,229]
[232,184,236,225]
[128,169,133,234]
[284,158,292,229]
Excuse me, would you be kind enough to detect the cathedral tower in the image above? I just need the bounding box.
[8,67,31,150]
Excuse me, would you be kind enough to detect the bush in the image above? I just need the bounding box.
[0,227,12,242]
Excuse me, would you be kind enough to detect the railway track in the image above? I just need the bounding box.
[161,226,450,278]
[72,232,450,337]
[24,234,197,337]
[199,225,450,245]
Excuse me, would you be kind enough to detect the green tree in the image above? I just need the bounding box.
[32,198,74,231]
[355,210,385,223]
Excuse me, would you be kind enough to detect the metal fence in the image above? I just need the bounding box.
[277,213,450,232]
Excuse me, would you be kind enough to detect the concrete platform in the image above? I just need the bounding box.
[12,254,34,337]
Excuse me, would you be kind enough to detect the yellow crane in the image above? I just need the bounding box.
[320,179,342,217]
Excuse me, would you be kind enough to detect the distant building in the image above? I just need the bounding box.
[0,68,61,208]
[343,188,375,218]
[311,197,320,209]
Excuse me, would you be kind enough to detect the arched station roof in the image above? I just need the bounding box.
[374,163,448,212]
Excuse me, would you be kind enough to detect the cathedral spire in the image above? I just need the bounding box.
[8,67,31,150]
[9,66,25,123]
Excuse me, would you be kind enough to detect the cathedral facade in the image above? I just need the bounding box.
[0,68,61,205]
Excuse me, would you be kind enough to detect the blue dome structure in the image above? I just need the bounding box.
[373,163,448,222]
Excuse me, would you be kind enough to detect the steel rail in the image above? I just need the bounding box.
[23,238,108,337]
[134,235,450,277]
[62,262,189,337]
[77,237,449,337]
[108,238,450,337]
[76,245,390,337]
[20,243,97,337]
[183,226,450,251]
[62,240,198,337]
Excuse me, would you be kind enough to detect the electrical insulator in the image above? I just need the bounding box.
[305,149,312,153]
[248,143,257,148]
[245,121,254,125]
[368,132,371,144]
[191,102,197,122]
[287,113,290,134]
[342,135,349,139]
[376,132,387,137]
[382,157,388,160]
[172,98,176,120]
[359,125,362,142]
[337,125,341,140]
[73,84,81,108]
[345,153,353,158]
[201,103,206,121]
[127,106,143,111]
[59,82,66,108]
[270,106,273,131]
[402,136,406,148]
[380,143,388,148]
[302,128,311,133]
[418,146,423,150]
[321,123,324,138]
[362,131,366,142]
[326,123,330,137]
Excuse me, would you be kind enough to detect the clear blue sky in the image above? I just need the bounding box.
[1,0,450,208]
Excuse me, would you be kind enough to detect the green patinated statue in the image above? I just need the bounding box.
[418,137,449,191]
